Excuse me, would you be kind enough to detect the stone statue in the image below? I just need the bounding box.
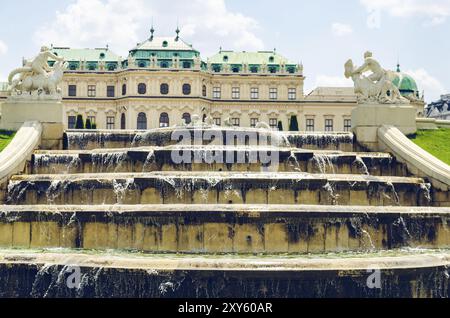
[345,51,408,104]
[8,46,67,99]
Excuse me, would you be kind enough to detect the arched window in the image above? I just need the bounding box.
[160,61,169,68]
[182,61,191,69]
[160,83,169,95]
[122,84,127,96]
[121,113,126,130]
[137,112,147,130]
[202,85,207,97]
[160,113,169,128]
[162,41,168,48]
[182,84,191,95]
[138,83,147,95]
[138,62,146,68]
[269,56,275,63]
[269,67,277,74]
[182,113,191,125]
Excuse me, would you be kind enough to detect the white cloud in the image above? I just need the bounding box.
[404,68,446,101]
[34,0,264,56]
[360,0,450,25]
[0,40,8,55]
[331,23,353,36]
[314,75,353,87]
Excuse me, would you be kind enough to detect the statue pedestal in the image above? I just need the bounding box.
[352,104,417,151]
[0,99,64,149]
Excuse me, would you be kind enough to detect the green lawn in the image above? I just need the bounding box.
[0,130,16,152]
[409,129,450,165]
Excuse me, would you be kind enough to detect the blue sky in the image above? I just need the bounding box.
[0,0,449,102]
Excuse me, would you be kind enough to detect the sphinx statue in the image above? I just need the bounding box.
[345,51,408,104]
[8,46,67,99]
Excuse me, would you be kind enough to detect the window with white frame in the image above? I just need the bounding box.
[288,88,297,100]
[106,116,115,129]
[88,85,96,97]
[231,118,240,127]
[344,119,352,132]
[269,88,278,100]
[214,118,221,126]
[250,87,259,99]
[68,116,76,129]
[269,118,278,129]
[232,87,240,99]
[306,119,315,132]
[325,119,334,132]
[213,87,221,99]
[250,118,259,127]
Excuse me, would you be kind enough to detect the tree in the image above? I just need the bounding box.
[277,121,283,131]
[75,115,84,129]
[85,118,92,130]
[289,115,299,131]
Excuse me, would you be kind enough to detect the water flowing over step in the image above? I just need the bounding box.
[0,248,448,298]
[0,205,448,254]
[32,148,407,176]
[64,129,355,151]
[6,172,431,206]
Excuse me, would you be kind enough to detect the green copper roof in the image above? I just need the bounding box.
[132,37,197,52]
[51,47,121,62]
[392,70,418,93]
[208,51,296,65]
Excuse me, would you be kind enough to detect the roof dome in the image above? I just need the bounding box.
[392,64,419,94]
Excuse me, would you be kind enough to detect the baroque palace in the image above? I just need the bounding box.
[0,28,425,131]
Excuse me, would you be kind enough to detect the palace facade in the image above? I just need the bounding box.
[0,29,425,131]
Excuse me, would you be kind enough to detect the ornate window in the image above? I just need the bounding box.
[306,119,315,132]
[250,118,258,128]
[223,56,229,62]
[68,116,76,129]
[232,67,239,73]
[182,84,191,95]
[288,67,295,74]
[269,118,278,129]
[231,118,240,127]
[121,113,126,130]
[213,87,221,99]
[122,84,127,96]
[87,116,96,125]
[250,66,258,73]
[160,61,169,68]
[182,113,191,125]
[160,113,170,128]
[250,87,259,99]
[232,87,240,99]
[160,83,169,95]
[137,112,147,130]
[213,65,221,72]
[107,86,115,97]
[183,61,191,69]
[344,119,352,132]
[213,118,221,126]
[269,88,278,100]
[162,41,168,48]
[288,88,296,100]
[87,85,96,97]
[106,116,115,130]
[269,67,277,74]
[138,83,147,95]
[325,119,334,132]
[202,85,207,97]
[269,56,275,63]
[68,85,77,97]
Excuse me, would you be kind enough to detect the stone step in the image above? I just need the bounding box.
[0,204,447,254]
[0,248,448,297]
[31,148,406,177]
[64,129,354,152]
[6,172,431,206]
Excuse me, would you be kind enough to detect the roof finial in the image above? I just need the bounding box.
[150,18,155,41]
[396,53,401,72]
[175,20,180,41]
